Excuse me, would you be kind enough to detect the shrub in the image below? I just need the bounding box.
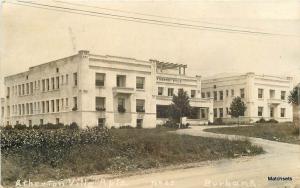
[213,118,224,125]
[14,124,27,130]
[70,122,79,129]
[72,107,78,111]
[268,119,278,123]
[119,125,134,129]
[256,118,266,123]
[4,125,12,130]
[33,125,40,129]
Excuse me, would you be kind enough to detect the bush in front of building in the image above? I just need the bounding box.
[156,120,190,129]
[255,118,278,124]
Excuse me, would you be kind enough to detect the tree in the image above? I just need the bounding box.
[229,97,247,125]
[288,86,299,105]
[168,89,192,127]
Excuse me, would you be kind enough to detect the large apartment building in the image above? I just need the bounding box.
[3,50,213,128]
[201,73,293,123]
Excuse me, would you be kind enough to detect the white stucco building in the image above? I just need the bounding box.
[201,73,293,123]
[3,50,213,128]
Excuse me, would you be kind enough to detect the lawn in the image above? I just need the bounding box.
[1,127,263,185]
[205,123,300,145]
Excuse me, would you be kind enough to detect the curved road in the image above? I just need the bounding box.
[69,126,300,188]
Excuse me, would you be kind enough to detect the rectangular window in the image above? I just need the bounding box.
[40,119,43,125]
[30,82,33,94]
[42,101,45,113]
[29,120,32,126]
[213,108,217,118]
[51,77,55,90]
[56,99,60,112]
[136,77,145,89]
[95,73,105,86]
[51,100,55,112]
[137,119,143,128]
[219,91,223,100]
[258,88,264,99]
[66,98,69,107]
[281,91,286,100]
[118,98,125,109]
[98,118,105,127]
[258,107,263,116]
[191,90,196,98]
[30,103,33,114]
[213,91,217,100]
[201,92,205,98]
[240,88,245,98]
[22,84,25,95]
[56,118,59,124]
[95,97,105,111]
[46,101,50,113]
[206,92,211,98]
[168,88,174,96]
[116,75,126,87]
[6,87,10,98]
[201,109,206,119]
[73,73,78,86]
[226,107,229,115]
[269,89,275,99]
[219,108,223,118]
[226,90,229,97]
[61,75,64,84]
[231,89,234,97]
[158,87,163,96]
[66,74,69,84]
[56,76,60,89]
[46,79,50,91]
[18,85,21,96]
[136,99,145,112]
[280,108,285,117]
[26,83,29,94]
[42,80,45,92]
[73,97,77,109]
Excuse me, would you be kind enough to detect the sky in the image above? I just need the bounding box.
[1,0,300,97]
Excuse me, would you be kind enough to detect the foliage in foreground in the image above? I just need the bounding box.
[1,128,263,185]
[205,123,300,144]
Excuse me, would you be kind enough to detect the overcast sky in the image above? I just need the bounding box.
[1,0,300,97]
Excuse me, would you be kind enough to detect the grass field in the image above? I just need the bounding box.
[1,127,263,185]
[205,123,300,145]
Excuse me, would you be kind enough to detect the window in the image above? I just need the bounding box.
[66,98,69,107]
[213,91,217,100]
[51,77,55,90]
[226,107,229,115]
[213,108,217,118]
[118,98,125,112]
[6,87,10,98]
[40,119,43,125]
[136,99,145,112]
[46,79,50,91]
[30,103,33,114]
[46,101,50,113]
[219,108,223,118]
[73,97,77,110]
[137,119,143,128]
[42,80,45,92]
[73,73,78,86]
[42,102,45,113]
[136,77,145,89]
[56,118,59,124]
[158,87,163,95]
[61,75,64,84]
[30,82,33,94]
[29,120,32,126]
[56,76,60,89]
[168,88,174,96]
[56,99,60,112]
[206,92,211,98]
[95,73,105,86]
[201,109,206,119]
[280,108,285,117]
[18,85,21,95]
[191,90,196,98]
[201,92,205,98]
[231,89,234,97]
[56,68,59,73]
[51,100,55,112]
[116,75,126,87]
[258,88,264,99]
[22,84,25,95]
[98,118,105,127]
[26,83,29,94]
[269,89,275,99]
[66,74,69,84]
[270,107,274,118]
[226,90,229,97]
[258,107,263,116]
[95,97,105,111]
[281,91,286,100]
[219,91,223,100]
[240,88,245,98]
